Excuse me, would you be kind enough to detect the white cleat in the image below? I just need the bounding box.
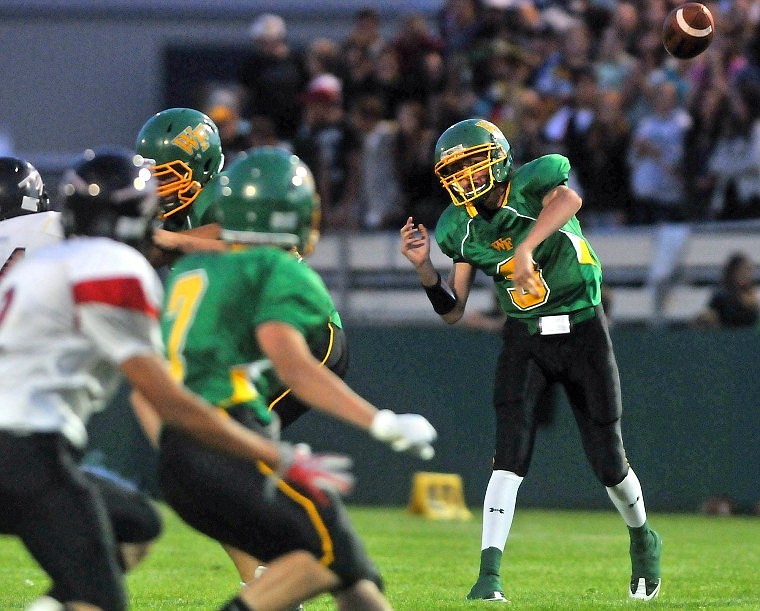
[629,577,661,601]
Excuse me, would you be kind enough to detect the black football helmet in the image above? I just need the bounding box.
[0,157,51,221]
[59,147,158,248]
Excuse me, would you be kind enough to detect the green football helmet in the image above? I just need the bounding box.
[434,118,513,212]
[209,146,320,254]
[135,107,224,220]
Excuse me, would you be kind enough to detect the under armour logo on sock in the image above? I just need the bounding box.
[489,507,505,513]
[628,496,640,508]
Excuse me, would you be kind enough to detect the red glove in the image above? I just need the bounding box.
[275,443,355,505]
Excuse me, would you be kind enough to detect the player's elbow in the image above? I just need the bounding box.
[440,303,465,324]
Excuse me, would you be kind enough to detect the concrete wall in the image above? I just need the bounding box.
[87,324,760,513]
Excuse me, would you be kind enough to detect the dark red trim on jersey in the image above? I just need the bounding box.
[73,277,158,319]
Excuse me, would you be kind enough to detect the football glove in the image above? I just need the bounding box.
[370,409,437,459]
[272,442,355,505]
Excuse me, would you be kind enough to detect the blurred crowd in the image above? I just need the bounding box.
[198,0,760,232]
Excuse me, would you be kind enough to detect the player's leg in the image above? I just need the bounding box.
[564,309,661,600]
[467,319,545,602]
[334,578,392,611]
[79,467,163,570]
[0,433,127,611]
[227,322,349,600]
[238,550,341,609]
[159,425,386,611]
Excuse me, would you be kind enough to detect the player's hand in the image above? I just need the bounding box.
[370,410,437,460]
[274,442,355,505]
[512,244,542,298]
[400,217,431,269]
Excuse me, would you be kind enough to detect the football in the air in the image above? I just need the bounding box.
[662,2,715,59]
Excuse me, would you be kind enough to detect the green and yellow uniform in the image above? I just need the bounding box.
[162,247,337,425]
[436,154,602,321]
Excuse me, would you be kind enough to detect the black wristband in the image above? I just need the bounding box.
[424,272,457,315]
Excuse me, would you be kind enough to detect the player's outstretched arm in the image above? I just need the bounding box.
[122,353,281,466]
[257,321,437,459]
[124,354,355,499]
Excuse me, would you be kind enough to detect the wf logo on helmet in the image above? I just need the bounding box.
[171,124,211,155]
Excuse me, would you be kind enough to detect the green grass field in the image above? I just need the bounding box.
[1,505,758,610]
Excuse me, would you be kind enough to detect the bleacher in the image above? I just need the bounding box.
[310,220,760,326]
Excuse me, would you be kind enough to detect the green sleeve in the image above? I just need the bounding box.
[511,154,570,217]
[253,255,334,340]
[434,205,466,262]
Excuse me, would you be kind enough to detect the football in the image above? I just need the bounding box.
[662,2,715,59]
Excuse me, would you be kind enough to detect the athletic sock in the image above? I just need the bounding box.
[606,468,647,527]
[481,470,523,552]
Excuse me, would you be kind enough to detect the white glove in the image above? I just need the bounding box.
[370,410,437,459]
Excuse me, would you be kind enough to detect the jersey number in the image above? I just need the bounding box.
[498,257,549,310]
[164,271,208,382]
[164,270,260,406]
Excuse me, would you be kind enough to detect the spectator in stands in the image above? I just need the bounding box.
[391,99,443,230]
[342,7,386,61]
[511,88,552,166]
[542,66,599,197]
[627,79,691,224]
[683,83,728,221]
[532,22,594,104]
[471,40,536,144]
[692,252,759,329]
[581,89,634,227]
[438,0,482,59]
[352,94,400,230]
[237,13,307,144]
[305,37,341,82]
[293,73,363,230]
[371,45,415,120]
[203,85,251,166]
[593,24,638,103]
[389,13,444,102]
[706,89,760,220]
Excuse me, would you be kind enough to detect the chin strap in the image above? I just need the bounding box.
[464,182,511,218]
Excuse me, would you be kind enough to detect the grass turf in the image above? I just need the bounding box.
[1,505,758,609]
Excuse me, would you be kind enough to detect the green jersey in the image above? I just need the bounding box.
[161,247,339,423]
[435,154,602,319]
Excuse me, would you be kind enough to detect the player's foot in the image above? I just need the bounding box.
[25,596,64,611]
[629,528,662,601]
[466,575,509,602]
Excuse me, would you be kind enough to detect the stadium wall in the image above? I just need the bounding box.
[87,325,759,514]
[0,3,433,165]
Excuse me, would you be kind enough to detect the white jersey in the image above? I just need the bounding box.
[0,237,163,447]
[0,211,64,279]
